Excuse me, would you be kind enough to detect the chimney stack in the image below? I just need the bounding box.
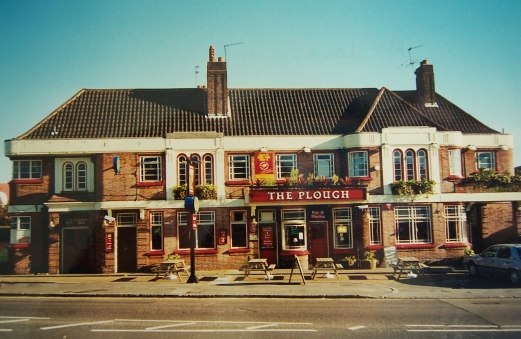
[207,45,228,116]
[415,60,436,106]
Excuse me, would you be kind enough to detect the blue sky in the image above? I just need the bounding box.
[1,1,521,183]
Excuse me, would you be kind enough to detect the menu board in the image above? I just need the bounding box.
[261,226,275,249]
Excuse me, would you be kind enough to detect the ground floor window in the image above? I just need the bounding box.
[230,210,247,248]
[10,216,31,244]
[150,212,163,251]
[332,208,353,248]
[395,206,432,244]
[369,207,382,245]
[444,205,468,243]
[281,209,306,250]
[178,211,215,249]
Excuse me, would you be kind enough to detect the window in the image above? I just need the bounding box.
[369,207,382,245]
[178,211,215,249]
[444,205,468,243]
[348,151,368,177]
[395,206,432,244]
[230,211,247,248]
[150,212,163,251]
[333,208,352,248]
[203,155,214,184]
[13,160,42,180]
[178,155,187,185]
[476,152,495,170]
[281,209,306,250]
[140,156,162,182]
[449,150,462,176]
[393,149,429,181]
[276,154,297,179]
[63,161,87,191]
[10,216,31,244]
[314,154,334,178]
[178,154,214,185]
[229,155,250,180]
[117,213,137,226]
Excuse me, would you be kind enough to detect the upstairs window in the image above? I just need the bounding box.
[140,156,162,182]
[10,216,31,244]
[229,155,250,180]
[476,152,495,170]
[276,154,297,179]
[203,155,214,184]
[314,154,334,178]
[63,161,87,191]
[348,151,368,177]
[13,160,42,180]
[393,149,429,181]
[449,150,462,176]
[178,154,214,185]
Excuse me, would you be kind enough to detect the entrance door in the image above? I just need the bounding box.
[309,221,328,264]
[62,227,90,274]
[117,227,137,273]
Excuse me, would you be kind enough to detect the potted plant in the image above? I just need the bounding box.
[363,251,378,269]
[345,255,357,268]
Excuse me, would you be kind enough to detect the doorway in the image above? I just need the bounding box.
[62,227,90,274]
[309,221,329,264]
[116,226,137,273]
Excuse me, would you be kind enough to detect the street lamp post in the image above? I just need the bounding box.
[184,155,200,284]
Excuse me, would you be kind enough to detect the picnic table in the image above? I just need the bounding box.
[384,246,426,279]
[243,258,276,279]
[311,257,341,280]
[154,259,190,281]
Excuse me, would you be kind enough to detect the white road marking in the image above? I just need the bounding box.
[146,322,197,330]
[246,323,278,330]
[409,329,521,332]
[41,320,114,330]
[115,318,313,325]
[406,324,521,332]
[348,326,366,331]
[0,316,49,320]
[0,329,13,332]
[92,329,317,333]
[0,319,30,324]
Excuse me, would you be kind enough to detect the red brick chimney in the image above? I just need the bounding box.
[207,46,228,116]
[415,60,437,106]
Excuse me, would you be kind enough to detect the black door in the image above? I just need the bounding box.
[117,227,137,273]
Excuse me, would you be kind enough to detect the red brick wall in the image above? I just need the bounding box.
[9,157,54,205]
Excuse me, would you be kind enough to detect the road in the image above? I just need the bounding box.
[0,297,520,338]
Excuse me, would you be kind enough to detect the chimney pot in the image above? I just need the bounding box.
[209,45,216,62]
[218,57,224,62]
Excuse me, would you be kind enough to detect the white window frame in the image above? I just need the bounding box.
[203,154,214,184]
[13,160,42,180]
[55,158,94,193]
[449,150,462,176]
[395,206,432,244]
[476,151,495,170]
[392,149,430,181]
[332,208,353,248]
[230,210,248,249]
[229,155,250,180]
[10,216,31,244]
[178,211,215,249]
[348,151,368,177]
[281,209,306,250]
[140,155,162,182]
[444,205,468,243]
[150,212,163,251]
[369,207,382,245]
[276,154,297,179]
[314,154,334,178]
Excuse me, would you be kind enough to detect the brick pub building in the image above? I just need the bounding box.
[4,46,521,274]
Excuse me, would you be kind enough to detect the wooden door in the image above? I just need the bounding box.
[117,227,137,273]
[309,221,328,264]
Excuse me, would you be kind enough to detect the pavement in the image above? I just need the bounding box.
[1,267,520,299]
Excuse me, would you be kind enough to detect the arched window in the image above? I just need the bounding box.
[178,155,187,185]
[63,162,74,191]
[417,150,428,180]
[203,154,214,184]
[76,162,87,190]
[191,154,201,185]
[405,150,415,180]
[393,150,402,181]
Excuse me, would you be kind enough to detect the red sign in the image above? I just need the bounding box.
[249,188,366,203]
[261,226,275,249]
[254,152,275,180]
[105,233,114,252]
[188,213,198,230]
[188,163,196,196]
[218,229,227,245]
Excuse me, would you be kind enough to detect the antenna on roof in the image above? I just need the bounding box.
[224,42,244,61]
[397,45,424,72]
[195,65,199,87]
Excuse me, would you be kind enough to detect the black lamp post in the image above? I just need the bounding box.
[184,155,200,284]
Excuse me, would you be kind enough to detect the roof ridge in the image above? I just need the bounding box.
[355,87,386,133]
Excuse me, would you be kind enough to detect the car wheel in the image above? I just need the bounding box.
[509,270,520,285]
[468,263,479,277]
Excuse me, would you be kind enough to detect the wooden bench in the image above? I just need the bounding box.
[243,263,276,279]
[153,261,191,281]
[384,246,424,280]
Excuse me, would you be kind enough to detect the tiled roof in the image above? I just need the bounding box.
[16,87,498,140]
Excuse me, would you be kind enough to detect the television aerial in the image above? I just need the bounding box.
[224,42,244,61]
[397,45,425,72]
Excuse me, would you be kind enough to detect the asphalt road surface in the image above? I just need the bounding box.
[0,297,520,338]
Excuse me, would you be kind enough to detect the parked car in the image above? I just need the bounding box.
[464,244,521,285]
